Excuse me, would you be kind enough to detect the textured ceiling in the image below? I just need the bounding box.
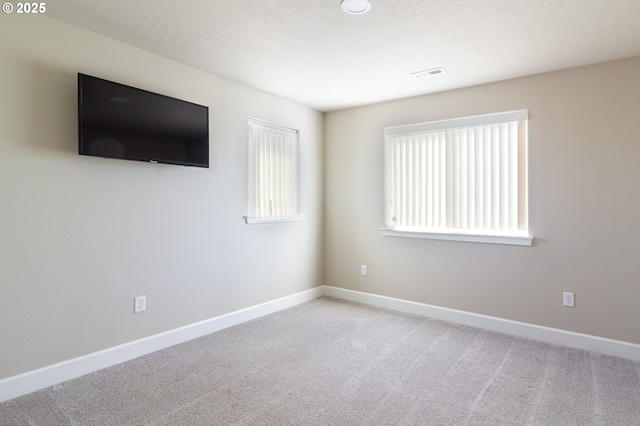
[46,0,640,111]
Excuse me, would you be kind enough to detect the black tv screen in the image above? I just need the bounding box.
[78,73,209,168]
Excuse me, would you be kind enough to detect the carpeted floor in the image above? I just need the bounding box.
[1,296,639,425]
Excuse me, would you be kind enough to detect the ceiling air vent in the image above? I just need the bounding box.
[411,67,447,79]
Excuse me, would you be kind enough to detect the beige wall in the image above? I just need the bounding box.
[325,57,640,344]
[0,16,324,379]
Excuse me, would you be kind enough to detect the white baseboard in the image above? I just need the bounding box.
[0,287,323,403]
[3,284,639,404]
[322,286,640,362]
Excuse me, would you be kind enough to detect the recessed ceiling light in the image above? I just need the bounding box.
[410,68,447,79]
[341,0,371,15]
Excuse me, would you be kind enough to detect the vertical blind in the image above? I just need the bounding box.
[248,118,299,220]
[384,111,527,234]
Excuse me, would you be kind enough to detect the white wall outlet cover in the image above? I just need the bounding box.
[563,292,575,307]
[134,296,146,313]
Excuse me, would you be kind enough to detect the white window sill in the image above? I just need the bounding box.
[244,215,303,224]
[380,228,533,246]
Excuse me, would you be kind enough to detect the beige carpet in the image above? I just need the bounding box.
[1,297,639,425]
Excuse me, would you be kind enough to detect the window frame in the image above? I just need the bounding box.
[244,117,302,224]
[381,110,532,246]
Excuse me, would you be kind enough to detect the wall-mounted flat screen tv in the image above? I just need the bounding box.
[78,73,209,168]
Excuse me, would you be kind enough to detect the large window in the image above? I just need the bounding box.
[245,118,301,224]
[382,110,532,245]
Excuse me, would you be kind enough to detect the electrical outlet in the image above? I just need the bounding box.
[361,265,367,276]
[563,292,574,308]
[134,296,146,313]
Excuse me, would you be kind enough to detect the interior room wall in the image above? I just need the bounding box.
[0,15,324,379]
[324,56,640,345]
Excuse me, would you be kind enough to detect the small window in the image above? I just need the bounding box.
[245,118,301,224]
[382,110,532,245]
